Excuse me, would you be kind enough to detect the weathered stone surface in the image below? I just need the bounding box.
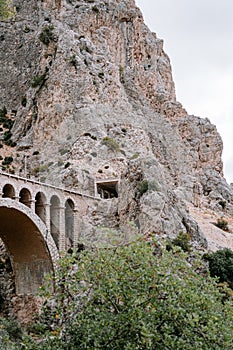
[0,0,232,250]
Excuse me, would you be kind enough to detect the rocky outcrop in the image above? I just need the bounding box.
[0,0,232,246]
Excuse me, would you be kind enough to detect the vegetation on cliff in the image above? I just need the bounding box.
[0,0,14,19]
[1,239,231,349]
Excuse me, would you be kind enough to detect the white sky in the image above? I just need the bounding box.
[136,0,233,183]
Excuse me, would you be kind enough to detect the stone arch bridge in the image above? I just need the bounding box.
[0,171,100,295]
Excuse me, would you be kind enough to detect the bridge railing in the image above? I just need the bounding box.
[0,171,99,200]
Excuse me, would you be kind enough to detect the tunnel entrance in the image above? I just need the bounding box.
[0,199,55,295]
[96,179,119,199]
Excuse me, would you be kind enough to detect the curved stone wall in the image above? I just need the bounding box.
[0,199,59,294]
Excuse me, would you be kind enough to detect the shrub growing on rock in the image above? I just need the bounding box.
[206,248,233,289]
[27,240,233,349]
[172,231,191,252]
[214,217,229,231]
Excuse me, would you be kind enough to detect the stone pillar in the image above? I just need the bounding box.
[45,203,51,236]
[59,206,66,252]
[73,209,80,247]
[30,199,36,212]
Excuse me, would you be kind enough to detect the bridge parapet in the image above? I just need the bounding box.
[0,171,100,251]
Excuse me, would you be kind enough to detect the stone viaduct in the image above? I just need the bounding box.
[0,171,102,295]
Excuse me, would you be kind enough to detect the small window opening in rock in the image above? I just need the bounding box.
[104,165,109,169]
[96,180,119,199]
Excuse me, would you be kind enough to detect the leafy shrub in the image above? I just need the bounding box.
[3,130,11,141]
[2,156,13,165]
[218,200,226,210]
[92,5,99,12]
[0,317,22,347]
[27,240,233,349]
[137,179,149,195]
[3,118,14,129]
[59,148,68,155]
[131,152,139,159]
[21,96,27,107]
[207,248,233,289]
[101,137,120,152]
[5,139,16,147]
[98,72,104,79]
[0,105,7,121]
[31,74,47,88]
[214,217,229,231]
[172,231,191,252]
[0,0,15,19]
[137,180,158,196]
[39,25,56,45]
[69,54,77,69]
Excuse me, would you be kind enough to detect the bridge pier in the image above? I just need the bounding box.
[73,209,80,248]
[59,206,66,251]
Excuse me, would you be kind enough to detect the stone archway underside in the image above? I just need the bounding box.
[0,200,56,295]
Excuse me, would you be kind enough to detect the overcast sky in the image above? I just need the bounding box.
[136,0,233,183]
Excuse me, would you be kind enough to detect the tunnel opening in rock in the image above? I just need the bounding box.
[96,180,119,199]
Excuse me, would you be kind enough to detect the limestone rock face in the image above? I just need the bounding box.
[0,0,232,245]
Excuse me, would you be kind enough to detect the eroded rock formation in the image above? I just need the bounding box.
[0,0,232,247]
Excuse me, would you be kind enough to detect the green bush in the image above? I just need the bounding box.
[0,317,22,349]
[0,105,7,121]
[101,136,120,152]
[214,217,229,231]
[31,74,47,88]
[27,241,233,349]
[92,5,99,12]
[137,179,149,195]
[0,0,15,19]
[137,180,158,196]
[98,72,104,79]
[2,156,13,165]
[218,200,226,210]
[39,26,56,45]
[3,118,14,129]
[3,130,11,141]
[207,248,233,289]
[69,54,77,69]
[21,96,27,107]
[172,231,191,252]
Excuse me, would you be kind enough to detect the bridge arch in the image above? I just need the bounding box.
[35,191,47,224]
[0,199,58,295]
[2,183,15,199]
[19,187,32,208]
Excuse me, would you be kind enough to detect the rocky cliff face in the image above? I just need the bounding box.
[0,0,232,246]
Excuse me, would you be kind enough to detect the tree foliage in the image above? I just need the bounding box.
[0,0,14,19]
[25,240,233,349]
[207,248,233,289]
